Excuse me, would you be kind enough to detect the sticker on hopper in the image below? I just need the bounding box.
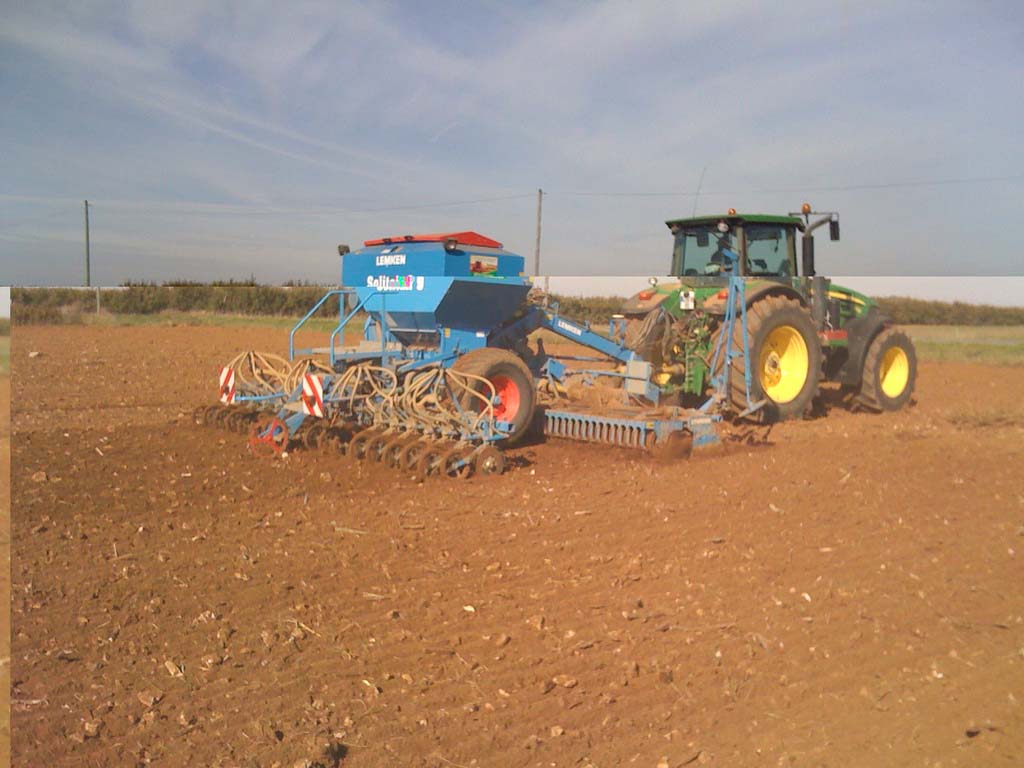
[366,275,424,291]
[469,255,499,275]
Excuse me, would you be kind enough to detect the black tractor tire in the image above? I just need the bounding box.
[623,316,648,349]
[623,310,668,363]
[856,327,917,412]
[712,296,822,422]
[451,348,536,444]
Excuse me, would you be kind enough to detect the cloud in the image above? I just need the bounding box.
[0,4,499,193]
[0,1,1021,287]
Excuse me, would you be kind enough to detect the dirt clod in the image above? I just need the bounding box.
[552,674,578,689]
[82,719,103,739]
[137,690,163,708]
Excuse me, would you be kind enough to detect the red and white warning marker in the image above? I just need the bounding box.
[219,366,236,405]
[301,373,325,418]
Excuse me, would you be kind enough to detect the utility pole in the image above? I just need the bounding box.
[533,188,546,292]
[84,199,91,287]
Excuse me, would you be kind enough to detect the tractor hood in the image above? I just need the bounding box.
[622,277,821,317]
[620,283,675,315]
[824,283,876,317]
[621,277,728,316]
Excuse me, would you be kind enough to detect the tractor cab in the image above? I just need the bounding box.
[619,210,811,318]
[621,205,845,322]
[666,212,804,282]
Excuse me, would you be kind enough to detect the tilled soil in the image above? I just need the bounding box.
[9,325,1024,767]
[2,373,10,765]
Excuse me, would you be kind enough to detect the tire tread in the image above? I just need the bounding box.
[712,296,822,422]
[451,347,535,443]
[857,327,916,412]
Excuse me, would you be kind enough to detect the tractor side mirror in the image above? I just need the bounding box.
[829,219,840,241]
[801,236,816,277]
[338,244,351,256]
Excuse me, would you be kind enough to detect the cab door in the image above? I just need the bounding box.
[741,224,796,279]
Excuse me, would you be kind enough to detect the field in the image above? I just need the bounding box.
[1,343,9,766]
[16,310,1024,367]
[42,310,352,333]
[9,324,1024,767]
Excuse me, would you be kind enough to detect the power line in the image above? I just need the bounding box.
[556,173,1024,198]
[0,192,534,216]
[348,193,534,214]
[0,207,76,230]
[757,173,1024,194]
[1,173,1019,227]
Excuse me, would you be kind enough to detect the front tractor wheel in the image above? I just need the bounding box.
[713,296,822,422]
[451,348,536,444]
[857,328,917,411]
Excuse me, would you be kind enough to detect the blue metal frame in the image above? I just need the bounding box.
[704,251,760,414]
[234,392,286,405]
[290,288,353,361]
[293,282,502,373]
[490,303,638,368]
[250,239,768,457]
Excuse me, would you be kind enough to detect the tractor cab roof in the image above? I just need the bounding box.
[666,213,804,232]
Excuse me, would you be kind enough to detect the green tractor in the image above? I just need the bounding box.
[619,205,917,421]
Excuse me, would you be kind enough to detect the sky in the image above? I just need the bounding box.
[1,1,1022,303]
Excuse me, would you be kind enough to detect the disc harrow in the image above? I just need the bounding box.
[196,357,514,479]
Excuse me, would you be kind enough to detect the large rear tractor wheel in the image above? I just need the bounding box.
[623,309,671,365]
[713,296,822,422]
[857,328,917,411]
[451,348,536,444]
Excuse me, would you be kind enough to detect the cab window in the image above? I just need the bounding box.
[673,226,736,276]
[744,225,791,277]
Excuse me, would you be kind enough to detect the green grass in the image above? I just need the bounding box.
[0,338,9,375]
[901,324,1024,343]
[901,325,1024,365]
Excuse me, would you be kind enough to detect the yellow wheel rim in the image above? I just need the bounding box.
[758,325,809,404]
[880,346,909,398]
